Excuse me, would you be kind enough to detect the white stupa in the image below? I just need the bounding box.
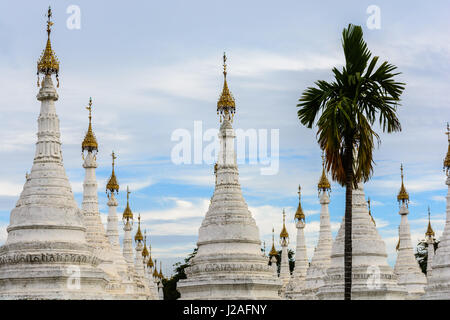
[318,183,406,300]
[279,210,291,287]
[0,8,108,299]
[393,165,427,299]
[424,124,450,299]
[177,54,282,299]
[105,152,129,277]
[302,159,333,299]
[285,186,308,299]
[424,208,436,278]
[80,99,123,289]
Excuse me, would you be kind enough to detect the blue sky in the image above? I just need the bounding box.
[0,1,449,276]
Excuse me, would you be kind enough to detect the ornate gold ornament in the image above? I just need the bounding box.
[425,206,435,237]
[147,245,154,268]
[279,209,289,239]
[82,98,99,153]
[318,152,331,193]
[294,185,305,222]
[37,6,60,88]
[106,151,119,195]
[217,52,235,122]
[142,230,149,258]
[122,186,134,222]
[134,214,144,242]
[397,164,409,205]
[269,228,278,257]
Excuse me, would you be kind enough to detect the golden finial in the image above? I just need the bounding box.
[397,164,409,205]
[82,97,99,153]
[217,52,236,122]
[425,206,435,237]
[367,197,376,226]
[134,214,143,242]
[269,227,277,257]
[106,151,119,195]
[294,185,305,222]
[280,209,289,239]
[142,230,149,258]
[153,259,159,278]
[147,244,154,268]
[159,261,164,279]
[37,6,60,88]
[444,122,450,176]
[122,186,133,221]
[318,152,331,193]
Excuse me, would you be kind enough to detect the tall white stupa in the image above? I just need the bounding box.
[285,186,308,299]
[80,98,123,287]
[318,183,405,300]
[0,8,108,299]
[105,152,129,277]
[393,165,426,299]
[177,53,282,299]
[302,157,333,299]
[424,124,450,299]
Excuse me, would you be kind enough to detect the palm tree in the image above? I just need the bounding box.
[297,24,405,300]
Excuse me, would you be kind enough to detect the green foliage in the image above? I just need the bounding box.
[415,241,439,275]
[269,249,296,274]
[162,247,197,300]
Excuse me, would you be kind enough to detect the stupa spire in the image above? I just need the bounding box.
[82,98,98,153]
[135,214,144,243]
[295,186,305,222]
[37,6,59,88]
[444,122,450,176]
[318,153,331,194]
[123,186,133,222]
[426,206,435,238]
[217,52,235,122]
[142,230,149,259]
[106,151,119,196]
[397,164,410,206]
[269,227,278,257]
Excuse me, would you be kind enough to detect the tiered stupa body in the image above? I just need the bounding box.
[302,160,333,299]
[318,183,405,300]
[80,99,122,287]
[177,54,282,299]
[424,124,450,299]
[286,186,309,299]
[393,165,426,299]
[0,8,107,299]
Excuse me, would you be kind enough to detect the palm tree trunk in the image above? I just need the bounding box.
[344,142,353,300]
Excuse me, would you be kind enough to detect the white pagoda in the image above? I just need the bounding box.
[177,54,282,299]
[302,157,333,299]
[393,164,426,299]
